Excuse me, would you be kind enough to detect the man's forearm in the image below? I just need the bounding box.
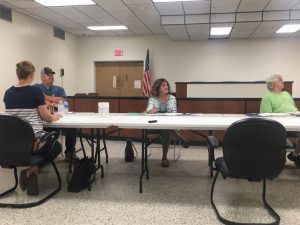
[44,95,65,104]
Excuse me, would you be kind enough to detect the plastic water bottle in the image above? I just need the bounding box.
[58,100,64,116]
[63,101,69,114]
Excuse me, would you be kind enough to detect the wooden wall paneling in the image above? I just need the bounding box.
[284,82,292,95]
[295,99,300,109]
[176,81,293,98]
[245,99,261,113]
[119,98,148,138]
[176,83,187,98]
[67,98,74,112]
[74,98,98,112]
[178,99,245,114]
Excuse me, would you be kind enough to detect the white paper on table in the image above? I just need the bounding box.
[290,111,300,116]
[259,113,291,117]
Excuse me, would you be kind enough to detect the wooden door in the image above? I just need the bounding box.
[119,62,143,97]
[95,62,120,96]
[95,61,143,97]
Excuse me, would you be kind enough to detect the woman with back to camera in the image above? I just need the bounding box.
[3,60,61,195]
[146,78,190,167]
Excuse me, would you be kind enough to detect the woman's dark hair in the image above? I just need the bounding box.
[16,61,35,79]
[150,78,170,97]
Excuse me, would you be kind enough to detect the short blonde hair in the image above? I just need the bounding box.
[266,74,283,91]
[16,61,35,79]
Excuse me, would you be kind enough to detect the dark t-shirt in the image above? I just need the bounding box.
[3,85,45,133]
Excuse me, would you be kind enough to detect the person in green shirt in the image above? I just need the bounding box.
[260,74,300,168]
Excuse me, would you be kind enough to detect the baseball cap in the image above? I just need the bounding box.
[41,67,55,75]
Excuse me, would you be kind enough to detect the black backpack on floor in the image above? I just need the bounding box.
[125,139,138,162]
[67,157,96,192]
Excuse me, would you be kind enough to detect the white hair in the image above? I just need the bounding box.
[266,74,283,91]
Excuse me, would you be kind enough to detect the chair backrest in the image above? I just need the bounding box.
[74,93,87,96]
[87,92,98,96]
[0,115,35,167]
[223,117,286,181]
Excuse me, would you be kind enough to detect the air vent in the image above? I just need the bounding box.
[53,27,65,40]
[0,4,12,22]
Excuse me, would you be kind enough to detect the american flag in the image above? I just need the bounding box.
[142,49,151,97]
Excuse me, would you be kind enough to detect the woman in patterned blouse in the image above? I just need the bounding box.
[146,78,190,167]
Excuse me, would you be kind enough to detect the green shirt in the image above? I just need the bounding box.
[260,91,298,113]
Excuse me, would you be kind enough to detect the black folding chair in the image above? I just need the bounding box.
[0,115,62,208]
[210,118,286,225]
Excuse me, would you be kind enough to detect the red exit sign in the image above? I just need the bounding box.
[115,49,123,56]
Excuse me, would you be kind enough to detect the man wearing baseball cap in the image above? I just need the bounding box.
[33,67,78,162]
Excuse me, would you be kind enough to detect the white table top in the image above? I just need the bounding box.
[43,112,114,129]
[42,112,300,131]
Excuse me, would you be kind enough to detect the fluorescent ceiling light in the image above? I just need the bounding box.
[87,26,128,31]
[276,24,300,33]
[34,0,95,7]
[210,27,232,36]
[153,0,201,2]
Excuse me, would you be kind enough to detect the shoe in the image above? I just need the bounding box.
[64,151,79,162]
[161,159,169,167]
[181,140,191,149]
[27,174,38,196]
[19,170,28,191]
[287,152,300,168]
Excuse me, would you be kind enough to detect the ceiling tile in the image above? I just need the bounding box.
[237,0,269,12]
[21,7,66,19]
[211,13,235,23]
[2,0,42,8]
[50,6,80,15]
[236,12,262,22]
[265,0,300,11]
[74,5,111,17]
[250,21,286,38]
[186,15,210,24]
[183,1,210,14]
[163,25,189,41]
[186,24,209,40]
[147,25,164,34]
[263,11,289,21]
[161,15,184,25]
[155,2,184,15]
[93,0,128,11]
[290,10,300,19]
[293,2,300,9]
[211,0,240,13]
[123,0,151,4]
[230,22,260,38]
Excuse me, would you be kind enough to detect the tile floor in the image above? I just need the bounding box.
[0,140,299,225]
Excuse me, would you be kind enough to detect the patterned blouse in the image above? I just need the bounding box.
[146,95,177,113]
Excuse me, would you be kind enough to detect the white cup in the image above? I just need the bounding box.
[98,102,109,116]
